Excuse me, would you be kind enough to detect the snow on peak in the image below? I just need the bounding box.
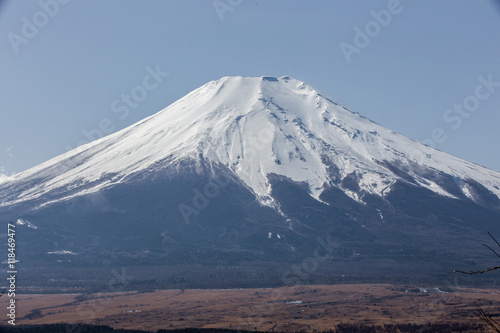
[0,170,12,184]
[2,76,500,209]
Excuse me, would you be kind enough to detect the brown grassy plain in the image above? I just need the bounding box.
[1,284,499,332]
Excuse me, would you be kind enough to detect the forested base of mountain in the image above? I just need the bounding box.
[4,171,500,294]
[11,259,500,294]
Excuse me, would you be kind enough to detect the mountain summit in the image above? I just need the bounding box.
[2,76,499,212]
[2,76,500,290]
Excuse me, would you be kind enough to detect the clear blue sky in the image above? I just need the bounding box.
[1,0,499,175]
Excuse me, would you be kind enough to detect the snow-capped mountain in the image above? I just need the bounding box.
[1,76,499,212]
[2,76,500,291]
